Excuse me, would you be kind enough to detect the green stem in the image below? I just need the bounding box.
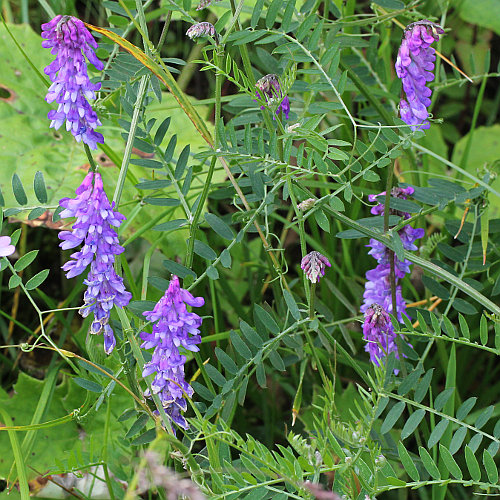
[102,400,116,500]
[309,283,316,319]
[112,75,149,207]
[383,165,398,321]
[0,409,30,500]
[84,144,99,173]
[184,46,224,278]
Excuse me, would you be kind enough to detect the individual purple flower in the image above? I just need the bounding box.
[361,187,424,323]
[186,22,218,42]
[0,236,15,257]
[301,251,331,284]
[58,171,131,354]
[395,20,444,131]
[42,15,104,149]
[140,276,204,430]
[255,74,290,120]
[363,303,399,367]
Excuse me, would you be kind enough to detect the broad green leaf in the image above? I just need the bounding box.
[419,446,441,479]
[14,250,38,272]
[480,315,488,345]
[458,314,470,339]
[381,401,405,434]
[256,362,266,388]
[456,397,477,420]
[162,259,196,279]
[240,321,263,347]
[283,289,301,320]
[73,377,103,393]
[439,444,463,479]
[205,213,234,240]
[397,442,419,481]
[428,419,449,448]
[205,364,227,387]
[465,446,481,481]
[215,347,238,375]
[475,405,494,429]
[483,449,498,483]
[125,414,149,439]
[414,369,434,403]
[12,173,27,205]
[449,427,467,455]
[193,240,217,261]
[8,274,22,289]
[254,305,280,334]
[33,171,47,204]
[131,428,156,446]
[401,409,426,440]
[434,388,454,412]
[421,275,450,300]
[230,331,252,359]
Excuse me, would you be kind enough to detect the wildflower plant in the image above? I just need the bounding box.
[1,4,500,500]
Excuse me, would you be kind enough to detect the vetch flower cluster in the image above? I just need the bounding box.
[42,15,104,149]
[361,186,424,322]
[362,303,398,366]
[395,20,444,131]
[0,236,15,257]
[297,198,316,211]
[186,22,218,42]
[301,251,331,284]
[255,74,290,120]
[140,276,204,430]
[58,172,131,354]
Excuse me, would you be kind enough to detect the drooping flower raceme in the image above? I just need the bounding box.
[363,304,398,366]
[301,251,331,284]
[255,74,290,120]
[395,21,444,131]
[361,187,424,363]
[0,236,15,257]
[186,22,218,42]
[58,172,131,354]
[42,15,104,149]
[140,276,204,430]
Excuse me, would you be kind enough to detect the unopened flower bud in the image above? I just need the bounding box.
[186,22,218,42]
[301,251,331,284]
[297,198,316,211]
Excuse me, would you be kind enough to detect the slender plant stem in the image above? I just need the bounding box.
[84,144,99,173]
[185,47,224,275]
[112,75,149,207]
[383,165,398,318]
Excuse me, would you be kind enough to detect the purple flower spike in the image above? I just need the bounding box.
[395,20,444,131]
[0,236,15,257]
[361,188,424,323]
[255,74,290,120]
[301,251,331,284]
[42,15,104,149]
[58,172,131,354]
[363,304,399,367]
[140,276,204,430]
